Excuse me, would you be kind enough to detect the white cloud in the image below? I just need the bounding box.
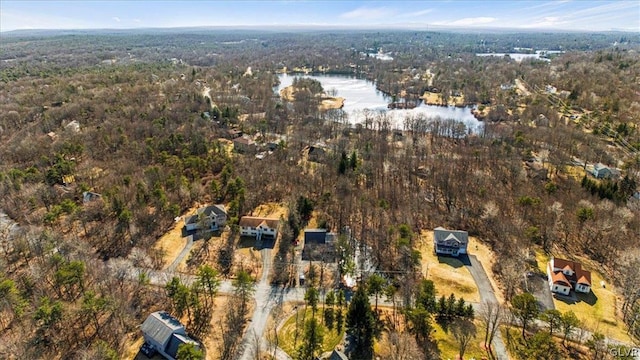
[399,8,434,18]
[340,6,390,20]
[133,19,142,23]
[112,16,121,22]
[517,1,639,30]
[436,17,497,26]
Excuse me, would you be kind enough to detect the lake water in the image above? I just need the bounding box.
[277,73,482,133]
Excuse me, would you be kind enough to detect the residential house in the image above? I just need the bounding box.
[65,120,81,133]
[184,204,227,232]
[591,163,620,179]
[500,83,515,91]
[433,227,468,257]
[141,311,200,360]
[304,229,336,245]
[239,216,279,240]
[82,191,102,204]
[535,114,550,127]
[302,229,337,261]
[303,145,326,163]
[266,142,279,151]
[227,128,243,139]
[233,136,256,153]
[547,257,592,296]
[327,349,348,360]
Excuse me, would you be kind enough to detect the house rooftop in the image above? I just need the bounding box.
[198,204,226,217]
[239,216,279,229]
[328,349,348,360]
[552,257,592,286]
[141,311,185,347]
[233,136,255,145]
[434,227,469,245]
[549,263,571,286]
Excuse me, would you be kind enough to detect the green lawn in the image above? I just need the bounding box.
[432,321,488,360]
[277,307,344,357]
[419,232,481,303]
[534,250,631,343]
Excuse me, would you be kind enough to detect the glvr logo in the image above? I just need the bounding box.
[608,347,640,358]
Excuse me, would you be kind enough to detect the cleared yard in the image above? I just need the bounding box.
[419,231,480,303]
[432,321,487,360]
[251,202,288,219]
[277,307,344,357]
[153,205,200,269]
[535,251,632,343]
[420,91,466,106]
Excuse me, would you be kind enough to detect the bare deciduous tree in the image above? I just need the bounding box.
[479,301,504,357]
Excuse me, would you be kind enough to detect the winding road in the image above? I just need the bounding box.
[126,238,637,360]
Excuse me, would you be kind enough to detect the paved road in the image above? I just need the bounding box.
[166,235,194,272]
[466,255,509,360]
[130,245,637,360]
[238,247,275,360]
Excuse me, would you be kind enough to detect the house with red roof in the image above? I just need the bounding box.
[547,257,592,296]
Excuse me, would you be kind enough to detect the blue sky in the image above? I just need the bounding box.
[1,1,638,32]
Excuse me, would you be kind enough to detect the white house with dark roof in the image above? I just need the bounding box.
[141,311,200,360]
[239,216,279,240]
[184,204,227,232]
[433,227,469,257]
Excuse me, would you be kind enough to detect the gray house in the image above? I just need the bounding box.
[433,227,469,257]
[184,204,227,232]
[328,349,348,360]
[303,145,326,163]
[591,163,620,179]
[141,311,200,360]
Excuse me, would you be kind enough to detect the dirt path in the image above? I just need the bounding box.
[202,86,214,110]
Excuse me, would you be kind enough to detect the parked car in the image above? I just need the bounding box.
[140,342,157,358]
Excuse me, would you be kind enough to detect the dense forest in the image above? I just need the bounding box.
[0,29,639,360]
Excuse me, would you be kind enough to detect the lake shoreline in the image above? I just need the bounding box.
[280,71,484,121]
[277,73,484,132]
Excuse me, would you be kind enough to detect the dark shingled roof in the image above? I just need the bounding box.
[434,227,469,246]
[199,204,226,217]
[329,350,348,360]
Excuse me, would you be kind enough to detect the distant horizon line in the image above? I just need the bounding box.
[2,24,639,34]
